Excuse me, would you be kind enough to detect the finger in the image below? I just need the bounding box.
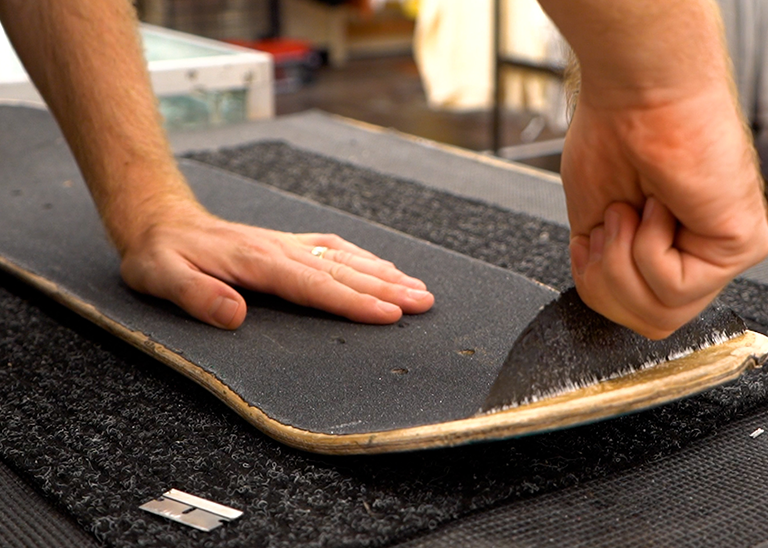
[570,204,671,338]
[307,247,428,291]
[577,204,653,330]
[200,231,431,321]
[122,253,247,329]
[599,203,658,309]
[602,203,719,337]
[633,197,688,306]
[634,198,733,310]
[588,224,605,265]
[569,234,589,277]
[291,232,428,290]
[269,261,405,324]
[304,258,434,315]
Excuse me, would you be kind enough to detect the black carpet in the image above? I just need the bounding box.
[1,140,768,547]
[0,457,99,548]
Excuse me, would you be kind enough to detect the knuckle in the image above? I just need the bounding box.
[120,248,173,294]
[300,268,335,298]
[326,262,350,281]
[648,281,687,309]
[601,265,630,295]
[332,249,354,265]
[173,275,205,303]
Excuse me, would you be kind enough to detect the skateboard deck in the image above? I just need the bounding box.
[2,105,768,454]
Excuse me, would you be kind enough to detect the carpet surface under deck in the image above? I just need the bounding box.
[0,458,99,548]
[2,139,768,547]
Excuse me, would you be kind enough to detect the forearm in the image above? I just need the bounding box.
[538,0,731,107]
[0,0,437,328]
[0,0,198,253]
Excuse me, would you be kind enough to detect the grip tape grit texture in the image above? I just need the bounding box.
[1,139,768,547]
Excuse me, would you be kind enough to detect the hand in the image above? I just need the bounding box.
[119,203,434,329]
[564,83,768,339]
[0,0,434,330]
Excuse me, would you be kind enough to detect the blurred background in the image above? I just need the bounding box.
[132,0,572,173]
[2,0,767,176]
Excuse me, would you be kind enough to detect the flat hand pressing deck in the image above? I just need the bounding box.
[1,105,766,455]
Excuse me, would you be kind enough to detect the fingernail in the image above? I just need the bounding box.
[377,301,401,315]
[570,237,588,276]
[605,209,620,242]
[642,197,655,222]
[210,296,240,327]
[589,226,605,263]
[407,288,432,300]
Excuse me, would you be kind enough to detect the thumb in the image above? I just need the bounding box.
[195,283,247,329]
[122,255,247,329]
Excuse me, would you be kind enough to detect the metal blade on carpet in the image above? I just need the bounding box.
[481,287,747,412]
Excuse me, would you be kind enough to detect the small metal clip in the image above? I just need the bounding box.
[139,489,243,532]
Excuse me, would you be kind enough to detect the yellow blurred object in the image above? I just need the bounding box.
[401,0,419,19]
[414,0,566,129]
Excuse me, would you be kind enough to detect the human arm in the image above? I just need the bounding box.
[537,0,768,339]
[0,0,434,328]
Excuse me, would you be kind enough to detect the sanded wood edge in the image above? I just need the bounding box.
[315,330,768,454]
[3,254,766,455]
[327,112,564,184]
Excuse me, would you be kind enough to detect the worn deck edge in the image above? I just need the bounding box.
[3,254,766,455]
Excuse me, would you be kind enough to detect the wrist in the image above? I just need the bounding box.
[541,0,731,109]
[97,163,205,256]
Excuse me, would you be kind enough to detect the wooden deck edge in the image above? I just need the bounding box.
[3,253,763,455]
